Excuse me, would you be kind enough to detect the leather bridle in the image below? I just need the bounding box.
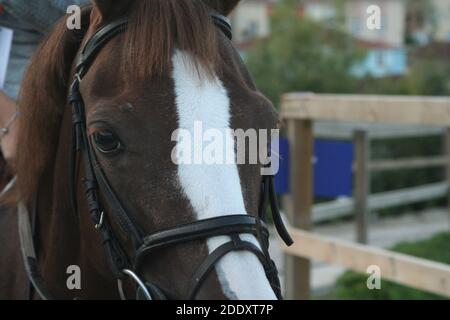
[19,13,293,300]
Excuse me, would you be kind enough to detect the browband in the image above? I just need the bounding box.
[76,13,233,78]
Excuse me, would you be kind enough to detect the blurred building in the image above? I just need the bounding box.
[231,0,405,45]
[302,0,336,21]
[305,0,407,77]
[231,0,448,78]
[432,0,450,42]
[345,0,407,77]
[230,0,275,46]
[345,0,405,47]
[350,42,407,78]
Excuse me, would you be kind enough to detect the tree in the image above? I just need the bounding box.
[246,0,364,106]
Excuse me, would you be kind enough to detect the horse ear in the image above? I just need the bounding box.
[207,0,241,16]
[91,0,132,21]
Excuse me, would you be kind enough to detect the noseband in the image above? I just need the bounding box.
[19,13,292,300]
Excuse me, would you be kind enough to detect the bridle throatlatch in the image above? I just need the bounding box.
[18,13,293,301]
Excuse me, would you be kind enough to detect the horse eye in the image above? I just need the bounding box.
[93,130,122,154]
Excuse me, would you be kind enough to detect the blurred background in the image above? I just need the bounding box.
[232,0,449,101]
[230,0,450,300]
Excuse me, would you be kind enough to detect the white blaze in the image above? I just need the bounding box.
[172,50,276,300]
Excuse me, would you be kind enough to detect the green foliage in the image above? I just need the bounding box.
[246,0,364,106]
[403,60,450,96]
[334,232,450,300]
[371,135,444,195]
[360,60,450,96]
[369,132,447,216]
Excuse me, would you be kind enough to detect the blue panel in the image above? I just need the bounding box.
[274,138,353,197]
[314,139,353,197]
[274,138,290,194]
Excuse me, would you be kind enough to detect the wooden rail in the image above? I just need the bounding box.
[315,122,444,140]
[282,228,450,297]
[312,182,448,223]
[282,94,450,126]
[369,156,448,171]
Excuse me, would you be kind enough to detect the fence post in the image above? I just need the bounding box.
[354,130,370,244]
[444,128,450,226]
[285,119,313,300]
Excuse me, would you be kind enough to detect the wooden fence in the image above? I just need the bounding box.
[280,93,450,299]
[281,228,450,297]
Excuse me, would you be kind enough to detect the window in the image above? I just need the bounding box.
[243,20,260,41]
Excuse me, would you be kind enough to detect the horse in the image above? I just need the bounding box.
[0,0,291,300]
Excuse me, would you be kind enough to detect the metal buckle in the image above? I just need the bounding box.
[75,73,82,83]
[117,269,153,300]
[0,176,17,199]
[95,211,104,230]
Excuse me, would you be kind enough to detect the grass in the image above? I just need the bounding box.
[331,232,450,300]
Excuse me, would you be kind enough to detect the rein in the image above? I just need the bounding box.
[17,13,293,300]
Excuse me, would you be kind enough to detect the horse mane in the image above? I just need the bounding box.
[16,0,228,202]
[15,7,91,203]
